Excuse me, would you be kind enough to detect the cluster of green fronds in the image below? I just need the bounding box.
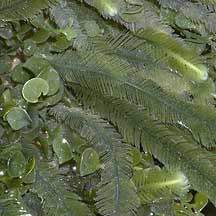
[1,0,216,216]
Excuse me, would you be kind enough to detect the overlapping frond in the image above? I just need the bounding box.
[69,84,216,205]
[31,162,90,216]
[0,190,32,216]
[49,104,140,216]
[82,0,172,33]
[0,0,58,21]
[1,0,216,214]
[82,0,208,81]
[51,51,216,147]
[180,3,216,33]
[90,33,192,94]
[121,1,172,33]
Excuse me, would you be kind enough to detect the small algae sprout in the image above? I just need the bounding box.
[93,0,121,17]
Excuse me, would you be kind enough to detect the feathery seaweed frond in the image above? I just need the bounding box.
[136,29,208,81]
[31,162,90,216]
[158,0,216,33]
[49,104,140,216]
[121,0,172,33]
[132,167,189,204]
[51,51,216,148]
[82,1,208,81]
[1,0,216,214]
[180,2,216,33]
[69,84,216,205]
[83,0,172,33]
[0,0,58,21]
[89,33,192,94]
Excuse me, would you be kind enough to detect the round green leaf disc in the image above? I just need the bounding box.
[23,56,51,76]
[7,151,26,178]
[6,107,31,130]
[51,127,73,164]
[52,35,72,52]
[80,148,100,176]
[22,78,49,103]
[31,29,51,44]
[38,66,60,96]
[43,83,64,106]
[11,64,32,84]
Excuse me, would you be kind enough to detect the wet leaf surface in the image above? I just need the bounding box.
[80,148,101,176]
[38,66,60,96]
[5,107,31,130]
[22,78,49,103]
[7,151,26,178]
[51,126,73,164]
